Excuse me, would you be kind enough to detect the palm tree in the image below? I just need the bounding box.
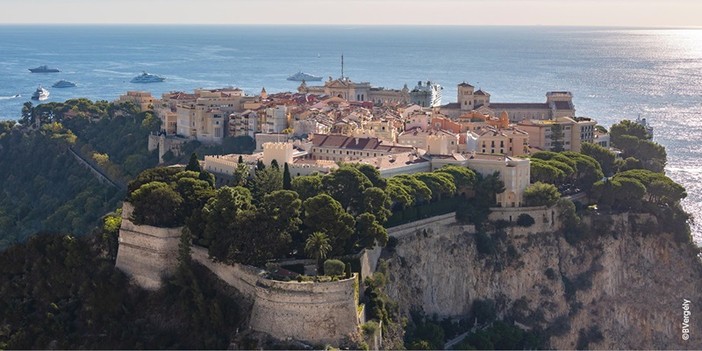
[305,231,332,275]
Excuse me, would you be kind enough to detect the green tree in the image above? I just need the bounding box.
[612,177,646,210]
[435,165,476,190]
[305,231,332,273]
[322,166,372,212]
[186,152,201,172]
[414,172,456,201]
[610,120,650,144]
[231,162,250,187]
[385,181,413,210]
[389,175,432,205]
[202,186,255,258]
[252,166,283,201]
[130,181,184,227]
[282,162,292,190]
[270,159,279,170]
[261,190,302,255]
[356,212,388,249]
[291,174,324,201]
[617,157,642,172]
[362,187,392,223]
[581,142,616,176]
[523,182,561,207]
[303,194,355,255]
[351,163,387,189]
[550,123,565,152]
[530,158,566,184]
[174,174,215,242]
[128,167,183,194]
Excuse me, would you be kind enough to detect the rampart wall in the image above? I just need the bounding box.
[115,203,182,290]
[488,205,560,235]
[191,246,360,345]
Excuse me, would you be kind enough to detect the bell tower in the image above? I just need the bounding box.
[457,82,475,111]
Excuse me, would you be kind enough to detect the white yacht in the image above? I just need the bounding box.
[287,71,323,82]
[52,80,77,88]
[31,86,50,101]
[130,72,165,83]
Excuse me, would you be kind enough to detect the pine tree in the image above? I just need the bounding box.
[283,162,292,190]
[186,152,201,172]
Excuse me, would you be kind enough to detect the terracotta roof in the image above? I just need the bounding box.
[440,102,460,109]
[488,103,549,110]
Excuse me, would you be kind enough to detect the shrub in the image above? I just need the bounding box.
[544,268,558,281]
[475,231,495,255]
[516,214,535,227]
[323,259,345,277]
[523,182,561,207]
[471,299,497,325]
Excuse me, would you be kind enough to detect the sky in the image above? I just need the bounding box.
[0,0,701,27]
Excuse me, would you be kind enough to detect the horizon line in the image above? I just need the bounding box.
[1,23,701,29]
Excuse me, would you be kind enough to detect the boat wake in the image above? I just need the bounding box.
[0,94,21,100]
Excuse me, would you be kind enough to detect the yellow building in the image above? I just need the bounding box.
[397,128,459,155]
[517,116,596,152]
[472,127,529,157]
[309,134,414,162]
[118,91,154,112]
[299,77,411,105]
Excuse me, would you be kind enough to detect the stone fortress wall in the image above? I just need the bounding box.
[191,247,361,345]
[115,202,360,345]
[115,203,182,290]
[116,200,559,344]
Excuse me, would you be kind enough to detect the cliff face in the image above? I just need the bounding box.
[384,213,702,349]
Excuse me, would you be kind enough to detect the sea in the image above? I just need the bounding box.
[0,25,700,245]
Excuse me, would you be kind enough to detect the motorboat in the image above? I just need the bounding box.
[29,65,60,73]
[52,80,77,88]
[287,71,323,82]
[130,72,165,83]
[31,86,50,101]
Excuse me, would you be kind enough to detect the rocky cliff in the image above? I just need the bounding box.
[383,212,702,349]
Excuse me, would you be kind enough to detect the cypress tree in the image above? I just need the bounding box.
[256,159,265,171]
[283,162,292,190]
[186,152,201,172]
[271,159,280,170]
[238,155,244,164]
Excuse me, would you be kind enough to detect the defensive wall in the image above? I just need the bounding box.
[115,200,360,345]
[115,203,182,290]
[116,202,559,344]
[191,246,360,345]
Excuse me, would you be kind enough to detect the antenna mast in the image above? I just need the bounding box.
[341,54,344,79]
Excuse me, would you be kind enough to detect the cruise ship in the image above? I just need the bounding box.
[287,71,323,82]
[130,72,166,83]
[31,86,50,101]
[52,80,77,88]
[28,65,60,73]
[410,80,443,108]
